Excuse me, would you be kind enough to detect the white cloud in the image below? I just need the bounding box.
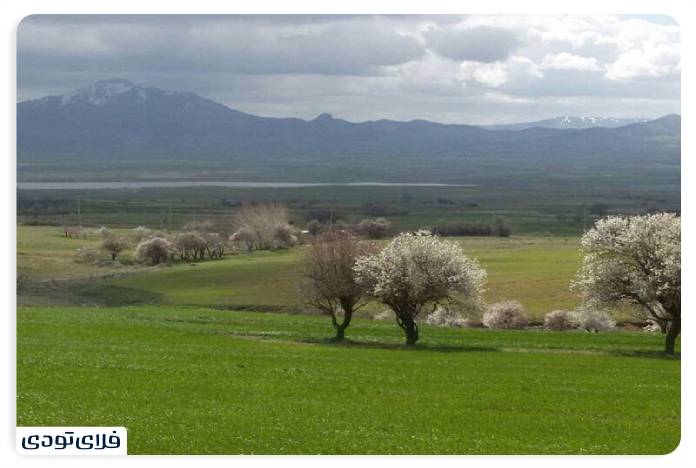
[540,52,602,71]
[458,56,543,88]
[605,44,680,80]
[17,14,680,123]
[483,92,533,104]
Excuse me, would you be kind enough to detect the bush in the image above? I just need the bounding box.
[133,226,152,241]
[482,300,528,329]
[62,225,86,239]
[572,308,616,332]
[101,235,129,261]
[544,310,577,331]
[423,307,469,328]
[431,222,492,237]
[274,224,298,248]
[356,217,391,239]
[492,217,512,237]
[135,236,173,265]
[174,231,207,261]
[75,246,101,264]
[95,226,112,237]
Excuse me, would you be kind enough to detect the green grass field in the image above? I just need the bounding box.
[18,226,584,317]
[17,306,680,454]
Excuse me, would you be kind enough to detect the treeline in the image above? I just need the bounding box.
[430,217,511,237]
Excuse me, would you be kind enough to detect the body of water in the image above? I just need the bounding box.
[17,181,475,190]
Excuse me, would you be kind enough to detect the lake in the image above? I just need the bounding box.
[17,181,475,190]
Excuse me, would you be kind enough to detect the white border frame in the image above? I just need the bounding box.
[2,1,689,467]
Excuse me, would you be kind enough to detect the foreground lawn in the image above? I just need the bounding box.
[17,306,680,454]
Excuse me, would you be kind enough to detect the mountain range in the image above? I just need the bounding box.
[483,116,650,131]
[17,79,681,184]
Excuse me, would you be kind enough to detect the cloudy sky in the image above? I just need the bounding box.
[17,14,680,124]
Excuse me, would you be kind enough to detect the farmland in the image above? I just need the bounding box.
[15,184,680,455]
[18,225,583,317]
[17,306,680,454]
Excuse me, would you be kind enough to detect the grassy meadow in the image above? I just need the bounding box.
[17,306,680,454]
[18,225,583,317]
[15,183,680,454]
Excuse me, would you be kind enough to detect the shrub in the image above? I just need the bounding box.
[174,231,207,261]
[423,307,469,328]
[135,236,173,265]
[431,222,492,237]
[95,226,112,238]
[572,308,616,332]
[482,300,528,329]
[544,309,577,331]
[274,224,298,248]
[101,235,129,261]
[306,219,322,236]
[356,217,391,239]
[62,225,86,239]
[492,217,512,237]
[133,226,152,241]
[75,246,101,264]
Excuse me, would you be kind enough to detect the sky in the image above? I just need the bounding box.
[17,14,681,125]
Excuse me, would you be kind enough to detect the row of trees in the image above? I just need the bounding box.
[300,213,680,354]
[301,230,486,345]
[430,217,511,237]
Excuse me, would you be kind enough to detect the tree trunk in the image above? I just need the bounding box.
[665,318,681,355]
[111,253,117,261]
[403,318,419,346]
[333,304,353,342]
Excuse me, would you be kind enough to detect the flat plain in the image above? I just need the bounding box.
[17,306,680,454]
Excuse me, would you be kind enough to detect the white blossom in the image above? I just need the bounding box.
[354,231,486,344]
[571,213,680,351]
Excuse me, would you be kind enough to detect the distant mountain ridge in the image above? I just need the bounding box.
[17,79,680,184]
[484,116,650,131]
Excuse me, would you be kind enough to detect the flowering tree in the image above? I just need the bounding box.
[100,235,129,261]
[300,231,375,341]
[354,231,486,345]
[572,213,680,354]
[135,236,173,265]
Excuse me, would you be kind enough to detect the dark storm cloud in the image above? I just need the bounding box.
[18,15,425,76]
[17,15,680,124]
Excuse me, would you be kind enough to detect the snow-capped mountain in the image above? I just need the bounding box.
[17,79,679,166]
[484,116,650,131]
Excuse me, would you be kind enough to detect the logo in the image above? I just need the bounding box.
[17,427,127,455]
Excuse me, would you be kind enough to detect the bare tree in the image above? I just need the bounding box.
[300,231,375,341]
[203,232,226,259]
[174,231,207,261]
[229,227,257,252]
[233,203,291,250]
